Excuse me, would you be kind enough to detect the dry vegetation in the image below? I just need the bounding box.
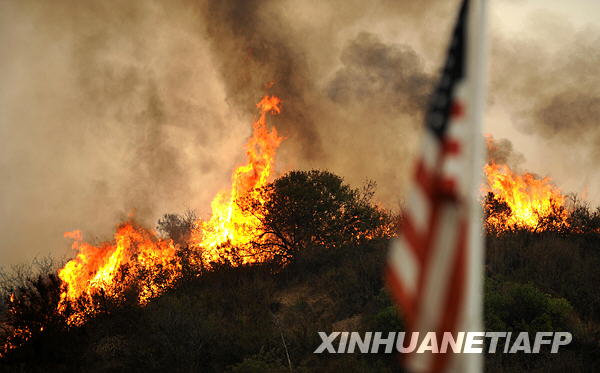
[0,171,599,372]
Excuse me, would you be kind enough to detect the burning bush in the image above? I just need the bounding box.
[0,261,63,360]
[57,223,185,326]
[483,163,571,234]
[484,191,570,234]
[482,163,600,235]
[156,210,198,246]
[188,96,284,266]
[36,95,286,331]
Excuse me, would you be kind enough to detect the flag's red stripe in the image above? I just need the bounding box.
[429,217,468,373]
[416,157,461,200]
[385,264,416,328]
[442,138,461,155]
[451,100,464,118]
[415,159,435,199]
[412,201,443,320]
[400,214,427,266]
[439,177,458,198]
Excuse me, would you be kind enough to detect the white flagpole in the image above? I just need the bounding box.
[464,0,488,372]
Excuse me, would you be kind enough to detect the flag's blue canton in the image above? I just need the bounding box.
[426,0,467,139]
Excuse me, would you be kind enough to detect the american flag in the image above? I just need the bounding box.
[386,0,486,372]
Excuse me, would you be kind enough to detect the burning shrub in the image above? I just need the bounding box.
[484,163,570,233]
[188,96,284,266]
[484,192,570,234]
[57,223,183,326]
[484,192,513,234]
[156,210,198,246]
[1,271,64,359]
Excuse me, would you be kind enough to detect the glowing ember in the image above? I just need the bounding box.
[484,162,569,232]
[190,95,284,264]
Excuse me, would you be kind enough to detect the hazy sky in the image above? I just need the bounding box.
[1,0,598,266]
[488,0,600,203]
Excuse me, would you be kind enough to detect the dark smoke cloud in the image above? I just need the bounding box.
[486,135,525,170]
[0,0,466,265]
[488,20,600,200]
[200,0,322,160]
[491,25,600,164]
[195,0,450,206]
[534,92,600,159]
[317,32,436,206]
[14,0,600,266]
[328,32,432,115]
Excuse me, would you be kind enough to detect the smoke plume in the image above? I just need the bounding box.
[0,0,454,265]
[486,135,525,171]
[488,15,600,201]
[2,0,598,265]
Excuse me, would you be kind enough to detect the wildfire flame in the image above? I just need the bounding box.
[58,224,181,325]
[189,95,283,264]
[55,96,283,326]
[484,162,569,233]
[3,94,584,359]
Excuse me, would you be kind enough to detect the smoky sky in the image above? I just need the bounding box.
[1,0,598,265]
[201,0,323,160]
[492,31,600,151]
[328,32,432,115]
[488,18,600,199]
[486,135,525,171]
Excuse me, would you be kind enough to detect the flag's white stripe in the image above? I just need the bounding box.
[406,183,431,234]
[408,204,461,372]
[442,156,463,182]
[453,81,467,105]
[421,131,440,171]
[389,237,419,297]
[442,150,468,198]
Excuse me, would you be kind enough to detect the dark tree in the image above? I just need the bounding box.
[1,273,64,360]
[484,191,512,234]
[240,170,394,263]
[566,194,600,233]
[156,210,198,245]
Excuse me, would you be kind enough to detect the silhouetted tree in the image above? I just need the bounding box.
[566,194,600,233]
[484,192,512,234]
[239,170,394,263]
[156,210,198,245]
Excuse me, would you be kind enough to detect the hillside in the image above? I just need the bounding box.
[1,170,599,372]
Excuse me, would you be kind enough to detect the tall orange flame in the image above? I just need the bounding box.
[58,223,180,325]
[189,95,283,264]
[484,162,569,232]
[55,96,283,325]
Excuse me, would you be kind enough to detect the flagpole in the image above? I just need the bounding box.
[465,0,488,372]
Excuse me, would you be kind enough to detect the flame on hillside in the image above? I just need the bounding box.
[484,138,569,232]
[57,224,181,325]
[189,96,283,263]
[55,96,283,326]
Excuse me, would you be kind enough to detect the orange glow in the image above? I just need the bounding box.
[189,95,284,264]
[58,223,181,325]
[484,162,569,232]
[55,96,284,326]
